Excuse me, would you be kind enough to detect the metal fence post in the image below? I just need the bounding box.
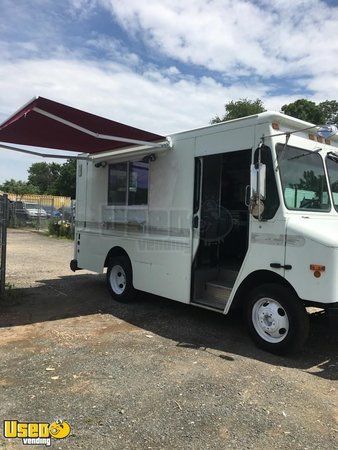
[37,198,41,230]
[0,194,8,298]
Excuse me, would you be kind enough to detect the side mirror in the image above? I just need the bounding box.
[250,163,266,199]
[250,163,266,219]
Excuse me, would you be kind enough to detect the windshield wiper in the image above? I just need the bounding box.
[327,151,338,163]
[287,147,322,161]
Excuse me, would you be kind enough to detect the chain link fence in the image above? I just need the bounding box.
[6,195,75,239]
[0,194,8,297]
[0,193,75,297]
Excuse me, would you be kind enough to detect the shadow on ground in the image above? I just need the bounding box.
[1,273,337,381]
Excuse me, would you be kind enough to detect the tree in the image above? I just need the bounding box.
[27,162,61,194]
[281,99,325,125]
[211,98,266,123]
[0,159,77,199]
[0,179,38,197]
[52,159,76,198]
[318,100,338,124]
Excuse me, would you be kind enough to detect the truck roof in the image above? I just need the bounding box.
[169,111,338,144]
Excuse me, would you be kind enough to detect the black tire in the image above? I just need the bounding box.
[245,283,309,355]
[106,255,136,302]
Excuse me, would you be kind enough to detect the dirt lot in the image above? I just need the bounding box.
[0,229,337,449]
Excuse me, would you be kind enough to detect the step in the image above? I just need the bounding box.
[206,279,232,303]
[218,268,239,284]
[191,280,233,311]
[192,297,226,311]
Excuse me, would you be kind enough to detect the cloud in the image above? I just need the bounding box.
[96,0,338,81]
[86,35,140,66]
[0,57,269,135]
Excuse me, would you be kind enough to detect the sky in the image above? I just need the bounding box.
[1,0,338,182]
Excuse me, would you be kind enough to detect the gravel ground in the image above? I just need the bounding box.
[0,229,337,449]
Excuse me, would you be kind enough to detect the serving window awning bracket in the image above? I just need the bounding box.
[0,142,89,160]
[88,140,171,162]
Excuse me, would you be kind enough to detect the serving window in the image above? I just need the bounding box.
[108,161,149,206]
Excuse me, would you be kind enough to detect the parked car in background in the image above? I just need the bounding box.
[11,201,48,220]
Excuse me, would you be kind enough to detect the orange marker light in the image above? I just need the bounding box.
[272,122,280,130]
[309,133,316,141]
[310,264,325,272]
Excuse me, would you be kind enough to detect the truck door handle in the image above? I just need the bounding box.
[270,263,292,270]
[193,215,199,228]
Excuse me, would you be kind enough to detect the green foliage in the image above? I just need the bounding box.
[0,179,38,196]
[2,159,77,199]
[211,98,266,124]
[27,162,61,194]
[318,100,338,124]
[52,160,76,198]
[48,219,73,239]
[213,97,338,127]
[281,99,325,125]
[281,99,338,125]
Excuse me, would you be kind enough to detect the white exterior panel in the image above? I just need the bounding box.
[74,111,338,310]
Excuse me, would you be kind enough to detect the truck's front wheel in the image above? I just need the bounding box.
[246,283,309,355]
[106,256,136,302]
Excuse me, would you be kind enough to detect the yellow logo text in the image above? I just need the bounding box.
[3,419,71,447]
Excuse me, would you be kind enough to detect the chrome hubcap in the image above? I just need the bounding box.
[109,265,126,295]
[252,297,289,343]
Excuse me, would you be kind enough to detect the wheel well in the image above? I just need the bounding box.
[230,270,300,310]
[104,246,131,268]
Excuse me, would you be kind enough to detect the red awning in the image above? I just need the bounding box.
[0,96,164,154]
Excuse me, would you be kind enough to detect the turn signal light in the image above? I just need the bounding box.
[272,122,280,130]
[310,264,326,272]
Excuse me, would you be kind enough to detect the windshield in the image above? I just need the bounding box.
[276,143,331,212]
[25,203,39,209]
[326,154,338,212]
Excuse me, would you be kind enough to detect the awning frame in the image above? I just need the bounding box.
[32,106,169,149]
[0,96,168,155]
[88,140,171,163]
[0,97,172,160]
[0,142,88,160]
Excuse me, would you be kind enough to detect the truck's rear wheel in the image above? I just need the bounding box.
[246,283,309,355]
[106,256,136,302]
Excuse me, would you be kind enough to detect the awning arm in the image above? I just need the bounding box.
[33,107,170,148]
[0,143,88,160]
[89,141,171,162]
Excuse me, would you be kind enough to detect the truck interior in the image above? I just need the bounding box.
[191,149,252,310]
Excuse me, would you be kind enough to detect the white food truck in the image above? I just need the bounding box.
[71,112,338,355]
[0,97,337,354]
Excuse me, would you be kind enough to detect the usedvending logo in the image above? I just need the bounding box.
[3,419,71,446]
